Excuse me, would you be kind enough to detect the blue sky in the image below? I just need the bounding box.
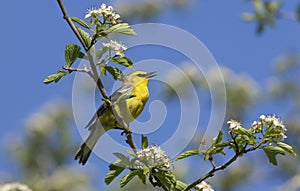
[1,0,300,190]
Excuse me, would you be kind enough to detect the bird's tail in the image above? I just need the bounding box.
[75,124,105,165]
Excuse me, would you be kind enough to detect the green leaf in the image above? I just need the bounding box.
[113,152,131,166]
[43,70,67,84]
[65,44,81,67]
[263,146,285,165]
[277,142,297,156]
[236,127,255,144]
[78,51,86,59]
[266,1,281,13]
[153,169,176,189]
[105,23,137,36]
[242,13,256,22]
[71,17,91,29]
[125,149,136,157]
[120,170,140,188]
[105,160,127,185]
[111,57,134,69]
[137,170,147,184]
[256,23,265,34]
[76,27,92,47]
[175,150,204,161]
[173,180,188,191]
[105,66,125,80]
[105,165,125,185]
[141,135,148,149]
[212,131,223,145]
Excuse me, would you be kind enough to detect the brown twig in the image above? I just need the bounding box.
[183,138,267,191]
[57,0,109,99]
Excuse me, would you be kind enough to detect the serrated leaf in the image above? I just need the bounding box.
[175,150,204,161]
[76,27,92,47]
[105,23,137,36]
[113,152,131,166]
[105,66,124,80]
[43,70,67,84]
[212,131,223,145]
[277,142,297,156]
[263,146,285,165]
[111,57,134,69]
[141,135,148,149]
[105,166,125,185]
[71,17,91,29]
[120,170,140,188]
[65,44,81,67]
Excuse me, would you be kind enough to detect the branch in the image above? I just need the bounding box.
[56,0,109,99]
[183,138,267,191]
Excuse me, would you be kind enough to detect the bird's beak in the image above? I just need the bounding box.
[146,72,156,79]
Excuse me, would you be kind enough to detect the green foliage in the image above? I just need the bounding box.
[105,66,125,80]
[176,150,204,161]
[71,17,91,29]
[242,0,281,34]
[105,160,126,185]
[43,70,67,84]
[104,23,137,36]
[141,135,148,149]
[111,57,134,69]
[65,44,81,67]
[76,27,92,47]
[263,145,285,165]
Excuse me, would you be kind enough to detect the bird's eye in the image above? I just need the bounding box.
[137,73,147,77]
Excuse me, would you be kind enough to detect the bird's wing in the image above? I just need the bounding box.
[84,84,134,130]
[84,104,106,130]
[111,84,134,102]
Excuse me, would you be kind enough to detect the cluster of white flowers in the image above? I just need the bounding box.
[227,119,242,131]
[133,145,171,170]
[85,4,121,24]
[194,181,214,191]
[102,40,127,57]
[251,120,263,133]
[0,182,32,191]
[259,114,287,139]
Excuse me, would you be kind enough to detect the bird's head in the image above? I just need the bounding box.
[124,71,156,86]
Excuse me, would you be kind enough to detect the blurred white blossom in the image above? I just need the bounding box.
[0,182,32,191]
[195,181,214,191]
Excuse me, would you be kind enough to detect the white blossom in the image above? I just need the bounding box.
[227,119,242,130]
[133,145,171,169]
[102,40,127,57]
[195,181,214,191]
[251,120,262,133]
[84,7,100,19]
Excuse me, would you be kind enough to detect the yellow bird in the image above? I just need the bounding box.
[75,71,156,165]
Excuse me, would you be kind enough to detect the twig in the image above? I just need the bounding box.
[56,0,109,99]
[183,138,267,191]
[57,0,139,159]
